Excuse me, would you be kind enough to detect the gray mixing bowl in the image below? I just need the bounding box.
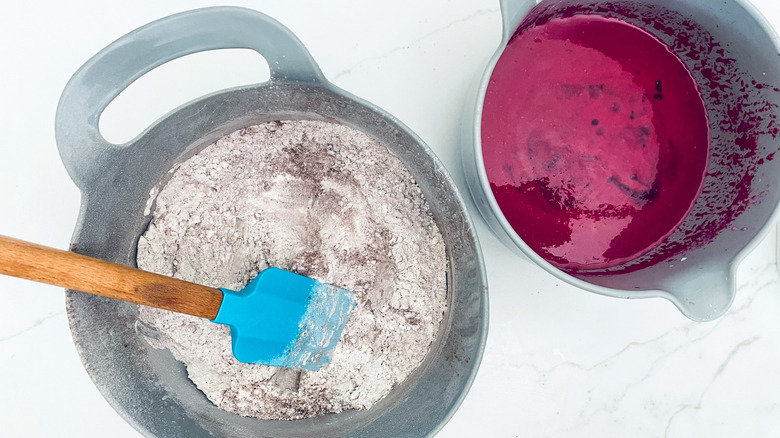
[462,0,780,322]
[55,7,487,437]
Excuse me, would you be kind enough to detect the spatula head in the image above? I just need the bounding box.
[212,267,356,370]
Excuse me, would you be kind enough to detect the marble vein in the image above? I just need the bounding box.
[0,311,64,343]
[329,8,499,82]
[661,337,761,438]
[549,329,714,434]
[507,262,778,436]
[513,262,778,375]
[728,263,779,320]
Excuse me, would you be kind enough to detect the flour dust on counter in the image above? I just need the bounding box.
[135,120,447,420]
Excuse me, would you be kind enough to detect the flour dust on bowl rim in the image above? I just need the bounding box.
[461,0,780,322]
[56,7,487,437]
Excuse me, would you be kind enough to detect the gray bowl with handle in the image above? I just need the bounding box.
[461,0,780,322]
[56,7,487,437]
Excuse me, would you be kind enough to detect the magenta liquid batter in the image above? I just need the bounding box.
[482,15,710,270]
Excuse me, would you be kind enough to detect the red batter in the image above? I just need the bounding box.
[482,15,709,271]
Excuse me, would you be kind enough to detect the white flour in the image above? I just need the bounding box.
[135,120,447,420]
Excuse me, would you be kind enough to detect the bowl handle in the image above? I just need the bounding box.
[55,6,324,189]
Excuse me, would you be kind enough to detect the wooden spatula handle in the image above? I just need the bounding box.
[0,235,223,319]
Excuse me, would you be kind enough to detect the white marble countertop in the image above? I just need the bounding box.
[2,1,780,436]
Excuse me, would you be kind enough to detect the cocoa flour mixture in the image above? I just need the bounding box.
[135,120,447,420]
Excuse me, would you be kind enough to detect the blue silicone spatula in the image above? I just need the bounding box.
[0,235,356,370]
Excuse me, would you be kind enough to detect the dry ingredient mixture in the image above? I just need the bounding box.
[135,120,447,420]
